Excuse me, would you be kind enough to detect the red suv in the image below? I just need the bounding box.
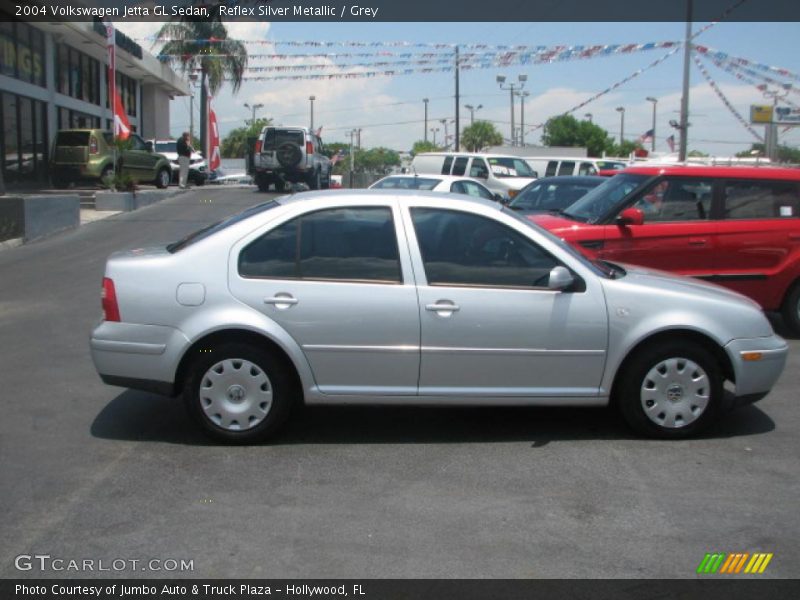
[529,165,800,332]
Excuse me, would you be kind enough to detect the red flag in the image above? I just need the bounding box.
[207,93,221,171]
[105,22,130,140]
[114,94,131,140]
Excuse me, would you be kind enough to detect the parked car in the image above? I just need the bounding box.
[528,165,800,332]
[251,126,332,192]
[50,130,172,188]
[509,175,604,214]
[90,191,787,442]
[411,152,537,201]
[150,139,208,186]
[525,156,628,178]
[370,174,502,201]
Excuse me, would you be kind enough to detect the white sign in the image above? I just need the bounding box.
[774,106,800,124]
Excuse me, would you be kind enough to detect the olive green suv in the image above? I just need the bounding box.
[50,129,173,188]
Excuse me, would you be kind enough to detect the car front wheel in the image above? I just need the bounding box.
[781,281,800,335]
[183,343,295,443]
[616,341,723,439]
[155,167,171,189]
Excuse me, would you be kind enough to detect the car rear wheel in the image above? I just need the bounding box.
[616,341,722,439]
[183,343,295,443]
[781,281,800,335]
[255,173,271,192]
[155,167,171,189]
[308,169,321,190]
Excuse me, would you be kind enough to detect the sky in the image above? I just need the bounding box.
[118,20,800,157]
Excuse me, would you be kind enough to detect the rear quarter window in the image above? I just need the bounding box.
[263,129,305,150]
[55,132,90,146]
[723,180,800,219]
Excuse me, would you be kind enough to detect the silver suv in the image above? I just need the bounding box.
[252,126,332,192]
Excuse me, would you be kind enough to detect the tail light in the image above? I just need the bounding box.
[101,277,121,322]
[89,136,99,154]
[306,140,314,155]
[254,140,262,154]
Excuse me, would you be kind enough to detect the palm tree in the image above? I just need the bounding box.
[155,4,247,159]
[461,120,503,152]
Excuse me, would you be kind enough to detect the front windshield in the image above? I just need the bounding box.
[510,180,601,212]
[564,173,649,222]
[502,206,616,279]
[155,142,177,153]
[487,157,536,178]
[595,161,627,171]
[372,177,442,190]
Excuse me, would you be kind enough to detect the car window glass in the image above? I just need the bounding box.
[263,129,304,150]
[411,208,561,288]
[487,157,535,178]
[545,161,558,177]
[469,158,488,178]
[578,162,597,176]
[557,161,576,176]
[239,207,401,283]
[452,156,469,176]
[168,201,281,253]
[442,156,454,175]
[631,178,714,222]
[129,135,146,151]
[723,180,800,219]
[565,173,649,222]
[465,181,494,200]
[450,182,466,195]
[373,177,441,190]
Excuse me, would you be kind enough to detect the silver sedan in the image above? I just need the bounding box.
[90,191,788,442]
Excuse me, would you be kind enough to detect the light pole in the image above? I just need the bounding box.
[244,102,264,127]
[616,106,625,147]
[464,103,483,124]
[497,74,527,146]
[440,119,450,149]
[309,95,316,130]
[678,0,693,161]
[584,112,592,123]
[189,73,198,141]
[430,127,440,146]
[646,97,658,152]
[423,98,429,142]
[516,91,530,146]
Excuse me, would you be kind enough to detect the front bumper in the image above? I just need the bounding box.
[90,321,190,396]
[725,335,788,399]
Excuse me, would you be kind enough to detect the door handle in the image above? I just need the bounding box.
[264,295,298,309]
[688,238,708,246]
[425,302,460,316]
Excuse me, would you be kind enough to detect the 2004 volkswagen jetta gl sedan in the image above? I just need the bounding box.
[90,191,788,442]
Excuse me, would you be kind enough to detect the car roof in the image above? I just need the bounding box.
[375,174,484,184]
[621,164,800,180]
[533,175,605,184]
[277,188,499,210]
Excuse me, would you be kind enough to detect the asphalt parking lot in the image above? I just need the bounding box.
[0,186,798,579]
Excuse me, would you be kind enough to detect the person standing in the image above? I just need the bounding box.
[176,132,193,189]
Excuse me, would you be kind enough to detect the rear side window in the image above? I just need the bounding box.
[372,177,441,190]
[442,156,454,175]
[55,132,90,146]
[239,207,402,283]
[545,161,558,177]
[167,201,280,253]
[557,161,576,176]
[263,129,304,150]
[631,178,714,222]
[452,157,469,176]
[723,180,800,219]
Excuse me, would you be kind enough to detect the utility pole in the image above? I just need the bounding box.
[454,45,460,151]
[678,0,693,161]
[348,129,356,188]
[497,74,526,146]
[423,98,429,142]
[517,91,530,146]
[616,106,626,146]
[646,97,658,152]
[440,119,449,150]
[309,95,316,130]
[357,128,362,149]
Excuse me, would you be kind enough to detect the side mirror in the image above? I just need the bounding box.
[494,193,506,203]
[145,141,154,153]
[617,207,644,226]
[548,266,574,291]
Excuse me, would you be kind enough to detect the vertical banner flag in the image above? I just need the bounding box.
[206,80,221,171]
[105,22,130,140]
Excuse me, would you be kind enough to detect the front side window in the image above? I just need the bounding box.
[411,208,561,288]
[630,177,714,222]
[578,162,597,176]
[723,180,800,219]
[452,156,469,176]
[239,207,402,283]
[487,157,535,178]
[469,158,488,179]
[457,181,494,200]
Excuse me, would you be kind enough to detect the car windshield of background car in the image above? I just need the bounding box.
[487,157,536,178]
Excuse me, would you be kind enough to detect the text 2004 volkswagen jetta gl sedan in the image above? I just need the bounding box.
[90,191,788,442]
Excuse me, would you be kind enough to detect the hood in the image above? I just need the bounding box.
[528,213,586,235]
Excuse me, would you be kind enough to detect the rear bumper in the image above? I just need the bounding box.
[90,321,190,396]
[725,335,788,399]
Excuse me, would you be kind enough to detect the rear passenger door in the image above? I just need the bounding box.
[714,179,800,307]
[229,204,420,396]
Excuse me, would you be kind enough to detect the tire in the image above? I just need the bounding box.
[256,173,271,193]
[183,343,296,444]
[321,169,331,189]
[276,142,303,168]
[781,281,800,335]
[615,341,723,439]
[308,169,321,190]
[155,167,171,189]
[100,165,114,185]
[192,174,206,187]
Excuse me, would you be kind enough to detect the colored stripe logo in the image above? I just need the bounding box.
[697,552,773,574]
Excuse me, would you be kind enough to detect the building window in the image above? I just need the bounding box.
[1,91,48,184]
[0,16,46,87]
[56,106,101,130]
[105,71,138,117]
[54,43,100,105]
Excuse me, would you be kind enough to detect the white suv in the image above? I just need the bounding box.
[252,126,332,192]
[151,140,208,186]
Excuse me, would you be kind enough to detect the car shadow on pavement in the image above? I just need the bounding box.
[91,389,775,446]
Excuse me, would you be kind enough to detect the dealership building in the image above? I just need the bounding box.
[0,13,188,188]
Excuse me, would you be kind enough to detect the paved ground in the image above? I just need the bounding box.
[0,186,798,579]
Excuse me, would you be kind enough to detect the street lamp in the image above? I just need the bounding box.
[616,106,625,147]
[430,127,440,146]
[464,103,483,124]
[646,97,658,152]
[244,102,264,127]
[584,112,592,123]
[515,91,530,146]
[497,74,527,145]
[309,95,316,130]
[423,98,429,142]
[189,73,199,140]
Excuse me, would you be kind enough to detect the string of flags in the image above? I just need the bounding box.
[694,45,800,85]
[702,54,800,111]
[692,54,764,141]
[702,54,799,100]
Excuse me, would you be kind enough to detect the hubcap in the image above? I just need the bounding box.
[640,357,709,429]
[199,359,273,431]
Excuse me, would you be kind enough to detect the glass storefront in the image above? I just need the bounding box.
[0,18,46,87]
[1,91,48,184]
[54,43,101,106]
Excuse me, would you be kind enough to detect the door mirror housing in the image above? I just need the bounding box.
[548,266,574,291]
[617,207,644,226]
[145,141,154,153]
